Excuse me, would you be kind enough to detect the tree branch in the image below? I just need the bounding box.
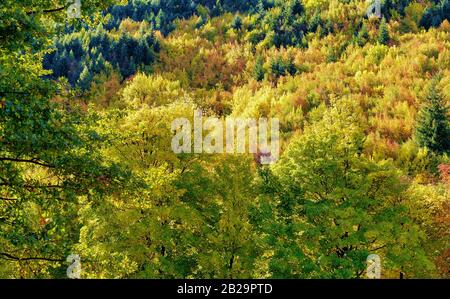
[26,5,69,15]
[371,244,387,251]
[0,91,30,95]
[0,252,64,262]
[0,197,18,201]
[0,158,54,168]
[356,269,365,278]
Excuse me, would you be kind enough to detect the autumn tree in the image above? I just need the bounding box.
[268,98,435,278]
[0,0,131,278]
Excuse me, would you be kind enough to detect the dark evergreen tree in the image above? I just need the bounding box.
[78,65,93,91]
[289,0,304,15]
[326,48,338,63]
[94,53,106,74]
[195,15,207,29]
[382,0,394,19]
[211,0,224,17]
[155,9,166,32]
[257,0,265,15]
[378,17,390,45]
[270,57,286,78]
[356,23,369,47]
[254,56,265,81]
[420,0,450,29]
[231,15,243,31]
[286,57,297,76]
[416,81,450,154]
[308,13,323,32]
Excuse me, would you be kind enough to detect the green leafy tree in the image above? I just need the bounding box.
[268,98,435,278]
[0,0,448,280]
[188,156,262,278]
[74,102,200,278]
[0,0,126,278]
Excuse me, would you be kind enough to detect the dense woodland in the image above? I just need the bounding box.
[0,0,449,278]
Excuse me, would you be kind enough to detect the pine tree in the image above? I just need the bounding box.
[95,52,106,73]
[69,50,75,61]
[326,48,337,63]
[95,23,105,35]
[211,0,224,17]
[378,17,390,45]
[195,15,207,29]
[78,65,93,91]
[289,0,304,15]
[286,57,297,76]
[127,57,136,78]
[231,15,243,31]
[256,0,265,18]
[382,0,394,18]
[356,23,369,47]
[420,0,449,29]
[254,56,265,81]
[416,81,450,154]
[270,56,286,78]
[139,21,150,36]
[155,9,166,32]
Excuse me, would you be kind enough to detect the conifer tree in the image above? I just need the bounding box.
[155,9,166,32]
[356,23,369,47]
[378,17,390,45]
[211,0,224,17]
[289,0,304,15]
[270,56,286,78]
[231,15,243,31]
[286,57,297,76]
[256,0,265,17]
[420,0,450,29]
[416,81,450,154]
[78,65,93,91]
[254,56,265,81]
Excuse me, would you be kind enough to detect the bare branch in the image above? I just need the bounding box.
[0,157,54,168]
[0,252,64,262]
[371,244,387,251]
[26,5,69,15]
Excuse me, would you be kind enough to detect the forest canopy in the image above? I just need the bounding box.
[0,0,449,279]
